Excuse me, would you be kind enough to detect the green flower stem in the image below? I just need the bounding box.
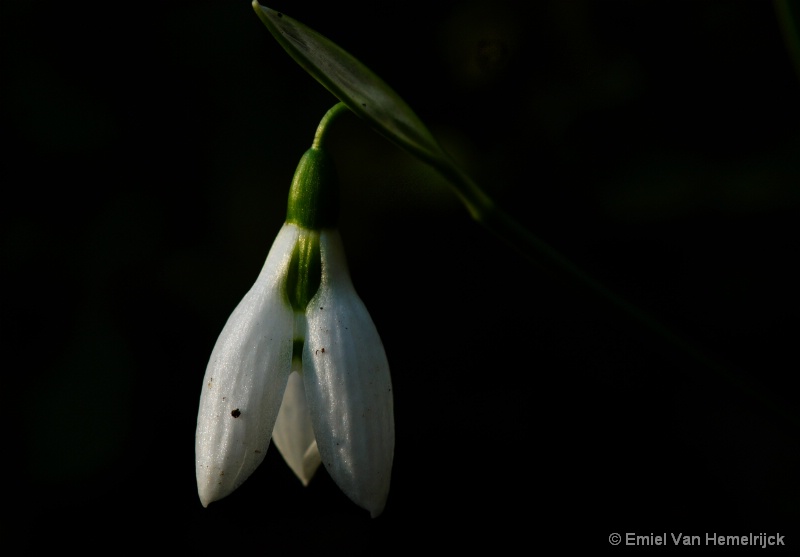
[313,102,350,150]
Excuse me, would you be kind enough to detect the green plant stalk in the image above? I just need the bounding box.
[313,102,350,150]
[253,3,800,431]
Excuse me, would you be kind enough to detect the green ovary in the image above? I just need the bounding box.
[286,231,322,312]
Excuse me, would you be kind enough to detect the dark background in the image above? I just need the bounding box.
[4,0,800,551]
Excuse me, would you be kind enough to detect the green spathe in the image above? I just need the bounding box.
[286,147,339,230]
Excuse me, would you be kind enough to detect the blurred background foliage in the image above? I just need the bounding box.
[3,0,800,550]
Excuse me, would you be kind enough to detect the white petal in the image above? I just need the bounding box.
[195,224,299,507]
[272,368,321,486]
[304,230,395,518]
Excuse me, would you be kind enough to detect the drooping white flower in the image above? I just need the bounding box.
[195,144,394,517]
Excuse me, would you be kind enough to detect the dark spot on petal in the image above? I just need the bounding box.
[231,409,241,418]
[321,347,325,353]
[277,12,283,18]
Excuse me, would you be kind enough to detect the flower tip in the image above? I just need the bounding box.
[198,493,210,508]
[197,486,217,509]
[351,486,390,518]
[367,498,388,518]
[196,468,235,509]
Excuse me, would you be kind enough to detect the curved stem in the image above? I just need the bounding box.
[313,102,351,149]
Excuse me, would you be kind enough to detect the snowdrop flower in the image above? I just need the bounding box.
[195,131,394,517]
